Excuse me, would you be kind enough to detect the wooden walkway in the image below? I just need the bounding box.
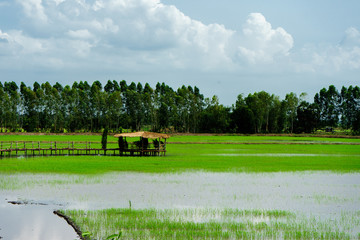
[0,141,166,158]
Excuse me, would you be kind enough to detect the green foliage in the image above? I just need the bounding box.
[102,128,108,149]
[105,231,122,240]
[0,81,359,134]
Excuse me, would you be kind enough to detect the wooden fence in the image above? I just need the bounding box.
[0,141,166,157]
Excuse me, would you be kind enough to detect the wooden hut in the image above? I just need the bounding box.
[113,131,170,156]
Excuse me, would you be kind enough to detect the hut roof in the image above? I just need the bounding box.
[113,131,170,139]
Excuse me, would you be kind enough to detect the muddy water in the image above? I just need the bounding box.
[0,200,79,239]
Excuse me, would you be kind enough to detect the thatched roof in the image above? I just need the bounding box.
[113,131,170,139]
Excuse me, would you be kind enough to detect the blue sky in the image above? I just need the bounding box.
[1,0,360,105]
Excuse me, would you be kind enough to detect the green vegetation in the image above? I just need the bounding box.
[0,137,359,174]
[168,134,360,143]
[1,81,359,134]
[1,134,359,239]
[63,208,359,240]
[1,133,360,143]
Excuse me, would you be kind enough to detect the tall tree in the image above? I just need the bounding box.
[314,85,340,128]
[284,92,299,133]
[340,86,360,129]
[294,101,319,133]
[200,96,230,133]
[231,94,255,133]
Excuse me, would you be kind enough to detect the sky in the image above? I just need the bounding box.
[0,0,360,105]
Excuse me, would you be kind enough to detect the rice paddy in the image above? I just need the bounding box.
[1,134,360,239]
[62,208,359,240]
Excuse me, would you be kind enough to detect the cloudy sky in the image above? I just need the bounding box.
[0,0,360,105]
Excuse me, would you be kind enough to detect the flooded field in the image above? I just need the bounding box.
[0,200,79,239]
[1,171,359,213]
[1,171,360,238]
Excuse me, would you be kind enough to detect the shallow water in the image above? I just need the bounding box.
[1,171,360,238]
[1,172,359,213]
[0,200,79,239]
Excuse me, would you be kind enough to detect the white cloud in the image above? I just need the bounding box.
[236,13,294,63]
[67,29,93,39]
[0,29,10,42]
[92,0,105,11]
[6,0,359,80]
[341,27,360,47]
[16,0,48,22]
[0,29,46,55]
[304,27,360,72]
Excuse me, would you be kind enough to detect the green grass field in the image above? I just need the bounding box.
[1,133,360,143]
[0,134,359,174]
[0,144,359,174]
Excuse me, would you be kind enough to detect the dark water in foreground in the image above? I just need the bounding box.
[0,200,79,240]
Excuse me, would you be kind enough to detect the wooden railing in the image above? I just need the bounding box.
[0,141,166,157]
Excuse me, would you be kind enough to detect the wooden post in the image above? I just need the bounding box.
[158,138,161,156]
[55,142,57,155]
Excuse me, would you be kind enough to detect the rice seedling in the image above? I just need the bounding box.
[63,208,359,239]
[1,143,360,174]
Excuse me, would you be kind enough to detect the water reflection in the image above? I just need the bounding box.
[0,200,79,240]
[1,171,360,238]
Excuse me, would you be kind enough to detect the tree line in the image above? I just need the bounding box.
[0,81,359,134]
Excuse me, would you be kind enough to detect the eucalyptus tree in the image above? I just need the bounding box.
[245,92,269,133]
[3,82,20,130]
[294,101,319,133]
[200,95,230,133]
[20,82,38,131]
[284,92,299,133]
[143,83,155,129]
[124,82,144,131]
[340,85,360,129]
[314,85,340,128]
[231,94,256,133]
[90,81,105,130]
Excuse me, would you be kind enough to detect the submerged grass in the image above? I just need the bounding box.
[0,173,103,190]
[63,208,358,240]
